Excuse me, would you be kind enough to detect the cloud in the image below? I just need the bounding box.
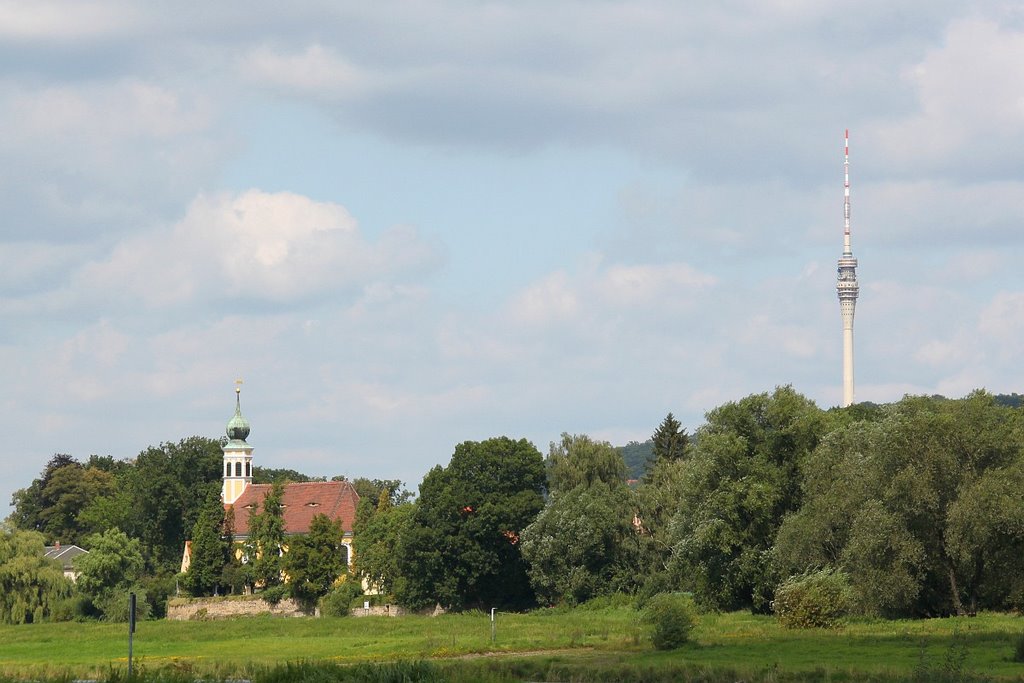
[73,189,440,309]
[0,78,229,241]
[872,17,1024,180]
[0,0,140,42]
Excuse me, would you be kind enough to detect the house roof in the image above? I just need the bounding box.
[43,544,88,569]
[229,481,360,537]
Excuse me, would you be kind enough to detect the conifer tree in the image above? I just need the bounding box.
[245,483,285,590]
[651,413,688,465]
[182,495,227,596]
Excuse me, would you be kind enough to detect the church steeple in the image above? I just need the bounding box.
[222,381,254,505]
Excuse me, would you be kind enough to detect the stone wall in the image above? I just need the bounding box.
[166,596,310,620]
[349,603,407,617]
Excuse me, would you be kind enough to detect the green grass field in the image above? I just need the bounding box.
[2,608,1024,681]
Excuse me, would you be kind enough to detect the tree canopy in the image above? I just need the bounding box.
[395,437,545,611]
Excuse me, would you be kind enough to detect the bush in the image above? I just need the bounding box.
[95,587,152,622]
[641,592,697,650]
[319,581,362,617]
[260,584,288,606]
[772,568,853,629]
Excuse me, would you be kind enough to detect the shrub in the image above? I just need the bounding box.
[772,568,853,629]
[641,592,697,650]
[319,581,362,617]
[94,587,151,623]
[260,584,288,606]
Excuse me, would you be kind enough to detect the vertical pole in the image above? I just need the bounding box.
[490,607,496,644]
[128,592,136,676]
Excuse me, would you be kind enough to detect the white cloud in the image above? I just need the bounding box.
[74,189,440,308]
[243,44,368,96]
[0,0,139,41]
[872,18,1024,178]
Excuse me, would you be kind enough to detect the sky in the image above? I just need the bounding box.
[3,1,1024,512]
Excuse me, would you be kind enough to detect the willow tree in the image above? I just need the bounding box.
[0,527,73,624]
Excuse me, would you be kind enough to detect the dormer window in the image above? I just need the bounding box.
[306,502,320,508]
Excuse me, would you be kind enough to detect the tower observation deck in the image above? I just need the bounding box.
[837,129,860,407]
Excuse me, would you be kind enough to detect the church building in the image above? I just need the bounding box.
[181,388,359,574]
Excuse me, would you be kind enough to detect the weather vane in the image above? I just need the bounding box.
[235,378,243,395]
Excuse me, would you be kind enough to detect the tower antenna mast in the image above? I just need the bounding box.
[836,129,860,407]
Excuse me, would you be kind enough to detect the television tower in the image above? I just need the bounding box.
[836,129,860,407]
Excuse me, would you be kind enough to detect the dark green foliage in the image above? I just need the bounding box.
[618,440,653,481]
[260,584,288,605]
[354,498,414,596]
[395,437,545,611]
[0,527,73,624]
[182,494,228,597]
[994,393,1024,409]
[284,514,346,611]
[772,569,853,629]
[9,454,118,546]
[319,580,362,617]
[642,592,697,650]
[123,437,224,572]
[252,467,317,484]
[651,413,688,465]
[245,483,286,591]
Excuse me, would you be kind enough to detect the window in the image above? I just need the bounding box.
[245,462,251,477]
[339,544,350,566]
[235,462,242,477]
[225,463,230,477]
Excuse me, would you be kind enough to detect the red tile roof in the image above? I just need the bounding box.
[229,481,359,537]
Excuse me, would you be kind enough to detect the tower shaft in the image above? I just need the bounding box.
[836,129,860,407]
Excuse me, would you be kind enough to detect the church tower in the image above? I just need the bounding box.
[222,384,253,505]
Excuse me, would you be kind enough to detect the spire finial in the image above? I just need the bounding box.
[227,379,250,442]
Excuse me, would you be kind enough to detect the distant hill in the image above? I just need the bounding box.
[995,393,1024,409]
[618,440,654,481]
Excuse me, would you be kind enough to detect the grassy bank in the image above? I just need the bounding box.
[1,608,1023,681]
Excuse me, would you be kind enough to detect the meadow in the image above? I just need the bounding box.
[2,608,1024,682]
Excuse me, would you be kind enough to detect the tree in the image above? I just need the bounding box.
[75,528,147,620]
[182,493,229,597]
[284,514,346,611]
[123,436,223,572]
[629,456,689,595]
[521,482,632,605]
[395,437,545,611]
[775,391,1024,617]
[651,413,688,465]
[9,454,118,545]
[522,434,633,605]
[546,433,628,494]
[245,483,286,590]
[252,467,316,484]
[354,492,414,596]
[668,386,827,612]
[0,526,73,624]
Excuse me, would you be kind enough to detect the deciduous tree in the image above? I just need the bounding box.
[395,437,545,611]
[284,514,346,611]
[0,526,73,624]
